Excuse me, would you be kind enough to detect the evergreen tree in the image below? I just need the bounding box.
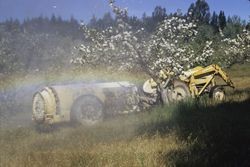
[188,0,211,24]
[141,6,167,32]
[247,16,250,30]
[187,3,195,16]
[224,15,243,38]
[102,12,114,25]
[210,11,219,31]
[218,11,226,30]
[227,16,233,24]
[97,12,114,29]
[128,16,142,30]
[142,12,154,32]
[89,15,98,28]
[142,12,147,21]
[70,16,78,25]
[5,19,21,33]
[51,14,57,24]
[152,6,167,23]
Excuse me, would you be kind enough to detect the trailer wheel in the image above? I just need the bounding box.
[71,96,103,125]
[210,86,225,101]
[169,80,191,102]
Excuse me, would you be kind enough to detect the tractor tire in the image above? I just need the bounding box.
[169,80,191,102]
[210,86,225,101]
[71,96,103,125]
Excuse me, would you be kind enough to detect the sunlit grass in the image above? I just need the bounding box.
[0,106,183,167]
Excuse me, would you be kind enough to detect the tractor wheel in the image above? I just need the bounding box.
[210,86,225,101]
[169,80,191,102]
[71,96,103,125]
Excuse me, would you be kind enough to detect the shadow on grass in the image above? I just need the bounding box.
[138,96,250,166]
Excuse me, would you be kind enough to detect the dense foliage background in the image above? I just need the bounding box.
[0,0,249,76]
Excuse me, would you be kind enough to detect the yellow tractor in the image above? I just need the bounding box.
[143,64,235,104]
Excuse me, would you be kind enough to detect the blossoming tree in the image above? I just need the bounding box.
[220,29,250,66]
[71,0,248,78]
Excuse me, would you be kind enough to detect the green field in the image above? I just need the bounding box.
[0,64,250,167]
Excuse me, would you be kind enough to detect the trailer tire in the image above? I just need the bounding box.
[71,96,103,125]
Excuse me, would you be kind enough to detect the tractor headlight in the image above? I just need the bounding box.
[32,93,45,122]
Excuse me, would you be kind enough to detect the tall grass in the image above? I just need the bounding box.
[0,63,250,166]
[1,90,250,166]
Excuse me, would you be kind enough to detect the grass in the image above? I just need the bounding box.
[0,63,250,167]
[0,110,184,167]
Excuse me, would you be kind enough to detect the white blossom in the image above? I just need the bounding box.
[71,0,220,76]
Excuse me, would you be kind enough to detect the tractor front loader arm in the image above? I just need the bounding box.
[192,64,234,88]
[212,64,235,88]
